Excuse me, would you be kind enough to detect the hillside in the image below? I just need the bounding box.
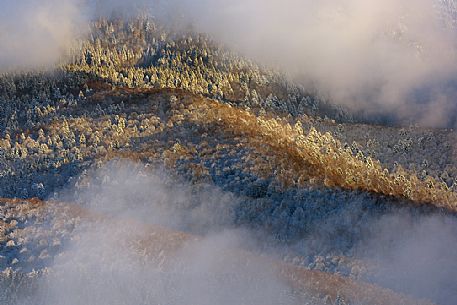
[1,16,457,305]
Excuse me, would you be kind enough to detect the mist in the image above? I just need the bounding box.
[96,0,457,126]
[68,161,239,234]
[357,212,457,305]
[0,0,87,72]
[3,0,457,125]
[33,225,297,305]
[17,161,303,305]
[163,0,457,126]
[6,160,455,305]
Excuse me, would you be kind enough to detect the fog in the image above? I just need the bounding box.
[163,0,457,126]
[66,161,238,234]
[2,0,457,125]
[0,0,86,72]
[18,161,303,305]
[34,226,297,305]
[357,212,457,305]
[9,160,454,305]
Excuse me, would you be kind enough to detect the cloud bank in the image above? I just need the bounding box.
[18,161,301,305]
[2,0,457,124]
[357,212,457,305]
[0,0,87,72]
[164,0,457,126]
[3,160,454,305]
[53,162,457,305]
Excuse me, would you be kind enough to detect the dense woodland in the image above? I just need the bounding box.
[1,16,457,305]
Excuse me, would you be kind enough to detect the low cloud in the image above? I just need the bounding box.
[6,160,456,305]
[19,161,301,305]
[163,0,457,126]
[0,0,87,72]
[356,212,457,305]
[3,0,457,125]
